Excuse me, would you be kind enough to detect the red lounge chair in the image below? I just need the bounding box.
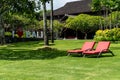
[82,41,114,57]
[67,41,95,56]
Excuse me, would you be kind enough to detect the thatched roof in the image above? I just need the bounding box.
[53,0,92,16]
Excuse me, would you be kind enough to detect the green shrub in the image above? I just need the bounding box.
[112,28,120,41]
[22,31,26,38]
[15,34,19,38]
[94,35,105,41]
[5,32,12,36]
[94,28,120,41]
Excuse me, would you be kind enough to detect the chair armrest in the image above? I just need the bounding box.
[84,48,92,51]
[82,48,93,53]
[100,49,108,53]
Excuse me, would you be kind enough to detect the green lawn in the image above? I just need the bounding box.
[0,40,120,80]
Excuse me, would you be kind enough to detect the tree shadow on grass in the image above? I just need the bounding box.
[0,47,67,60]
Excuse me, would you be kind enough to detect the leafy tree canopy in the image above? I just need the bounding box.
[91,0,120,11]
[65,14,103,39]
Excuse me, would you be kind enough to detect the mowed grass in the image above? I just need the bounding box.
[0,40,120,80]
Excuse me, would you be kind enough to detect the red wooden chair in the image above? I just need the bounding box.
[67,41,95,56]
[82,41,114,58]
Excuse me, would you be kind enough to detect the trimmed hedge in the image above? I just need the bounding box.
[94,28,120,41]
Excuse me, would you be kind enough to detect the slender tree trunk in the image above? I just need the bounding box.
[105,8,109,29]
[0,18,5,45]
[84,33,87,39]
[103,8,106,29]
[98,11,103,30]
[109,10,112,29]
[97,9,103,30]
[100,18,103,30]
[75,29,78,40]
[42,2,49,46]
[115,11,118,28]
[103,7,108,29]
[50,0,54,43]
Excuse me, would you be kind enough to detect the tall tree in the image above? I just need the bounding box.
[53,20,64,39]
[66,14,101,39]
[91,0,104,29]
[0,0,40,45]
[91,0,120,29]
[40,0,50,46]
[50,0,54,43]
[0,0,12,45]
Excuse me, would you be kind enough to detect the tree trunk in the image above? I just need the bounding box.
[105,8,109,29]
[84,33,87,39]
[75,29,78,40]
[100,18,103,30]
[98,10,103,30]
[50,0,54,43]
[0,19,5,45]
[103,7,108,29]
[109,12,112,29]
[115,11,118,28]
[42,2,49,46]
[109,9,112,29]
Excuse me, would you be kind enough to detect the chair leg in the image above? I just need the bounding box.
[97,52,102,58]
[109,50,114,56]
[67,53,71,56]
[97,55,100,58]
[83,54,86,57]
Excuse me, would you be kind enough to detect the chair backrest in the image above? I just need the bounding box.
[81,42,95,50]
[95,41,110,51]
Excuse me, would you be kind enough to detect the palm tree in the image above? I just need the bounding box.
[50,0,54,43]
[40,0,50,46]
[91,0,120,29]
[91,0,103,29]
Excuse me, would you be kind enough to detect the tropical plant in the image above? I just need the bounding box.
[40,0,50,46]
[53,20,64,39]
[91,0,120,29]
[39,20,64,39]
[50,0,54,43]
[94,28,120,41]
[108,11,120,28]
[0,0,40,45]
[65,14,101,39]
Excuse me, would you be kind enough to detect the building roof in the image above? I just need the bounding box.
[53,0,92,16]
